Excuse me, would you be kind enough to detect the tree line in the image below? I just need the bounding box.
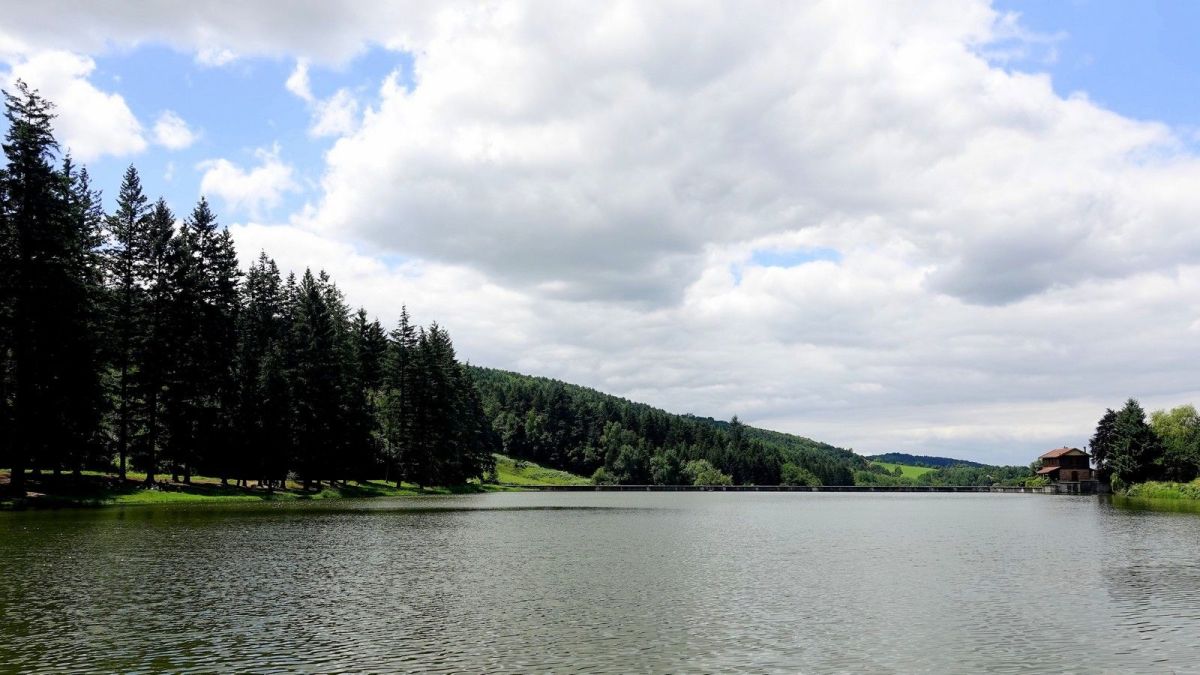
[854,462,1034,487]
[0,82,494,495]
[469,366,863,485]
[1089,398,1200,489]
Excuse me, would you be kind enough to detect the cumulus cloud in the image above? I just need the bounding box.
[285,58,313,101]
[198,145,299,218]
[4,50,145,161]
[194,46,238,67]
[285,59,360,138]
[309,89,359,137]
[153,110,197,149]
[295,2,1200,310]
[0,1,440,65]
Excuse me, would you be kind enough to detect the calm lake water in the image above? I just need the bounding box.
[2,493,1200,673]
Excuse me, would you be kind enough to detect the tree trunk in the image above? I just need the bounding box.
[144,390,157,486]
[9,464,24,496]
[117,359,129,481]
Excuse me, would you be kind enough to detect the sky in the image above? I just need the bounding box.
[3,0,1200,465]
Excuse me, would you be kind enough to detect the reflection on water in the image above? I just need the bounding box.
[2,493,1199,672]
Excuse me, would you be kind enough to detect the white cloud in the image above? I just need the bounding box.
[297,2,1195,309]
[0,1,440,65]
[285,58,360,138]
[285,58,313,101]
[309,88,359,137]
[4,50,145,161]
[153,110,197,150]
[195,46,237,67]
[198,145,298,218]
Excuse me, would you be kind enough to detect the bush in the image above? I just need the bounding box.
[683,459,733,486]
[1124,479,1200,500]
[591,467,617,485]
[780,462,821,486]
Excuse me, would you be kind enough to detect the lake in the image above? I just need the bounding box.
[2,493,1199,673]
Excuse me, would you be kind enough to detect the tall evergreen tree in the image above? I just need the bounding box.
[103,165,150,481]
[1106,399,1163,487]
[344,309,387,480]
[160,197,240,483]
[381,307,419,485]
[1089,408,1118,482]
[133,198,176,484]
[1,82,75,493]
[235,252,286,485]
[290,269,342,488]
[56,159,107,475]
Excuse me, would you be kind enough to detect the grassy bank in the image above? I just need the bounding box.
[0,470,499,510]
[1,455,588,510]
[870,461,934,480]
[1123,479,1200,500]
[492,454,592,486]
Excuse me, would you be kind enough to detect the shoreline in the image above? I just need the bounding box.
[0,470,532,511]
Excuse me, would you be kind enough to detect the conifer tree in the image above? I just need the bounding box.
[235,252,286,484]
[1,82,72,493]
[1105,399,1164,487]
[134,198,176,484]
[57,159,107,475]
[382,307,419,485]
[290,269,342,488]
[104,165,150,481]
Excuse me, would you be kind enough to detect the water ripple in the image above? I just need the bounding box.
[2,493,1200,672]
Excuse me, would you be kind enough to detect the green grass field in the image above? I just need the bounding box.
[871,461,934,479]
[492,454,591,486]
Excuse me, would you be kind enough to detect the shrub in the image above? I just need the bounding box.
[683,459,733,486]
[780,462,821,486]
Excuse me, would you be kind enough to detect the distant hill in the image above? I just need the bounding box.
[867,453,988,469]
[468,366,866,485]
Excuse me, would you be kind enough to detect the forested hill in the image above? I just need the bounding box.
[867,453,987,469]
[468,366,865,485]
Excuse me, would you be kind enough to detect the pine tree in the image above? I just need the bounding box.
[235,252,286,485]
[201,221,240,484]
[382,307,419,485]
[104,165,150,481]
[160,197,240,483]
[134,198,176,484]
[1107,399,1164,488]
[344,309,386,480]
[1,82,71,493]
[57,159,107,476]
[1089,408,1118,482]
[162,202,204,482]
[290,269,342,488]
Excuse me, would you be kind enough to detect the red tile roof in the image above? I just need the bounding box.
[1036,465,1060,475]
[1040,447,1087,459]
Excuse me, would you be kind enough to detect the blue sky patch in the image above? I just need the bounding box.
[993,0,1200,130]
[750,247,842,268]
